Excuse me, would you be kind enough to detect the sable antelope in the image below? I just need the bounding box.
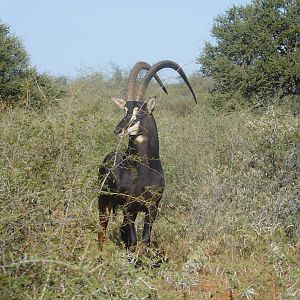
[98,60,197,249]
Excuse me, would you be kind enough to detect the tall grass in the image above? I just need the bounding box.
[0,74,299,299]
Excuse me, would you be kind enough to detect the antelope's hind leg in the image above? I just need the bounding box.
[98,196,112,249]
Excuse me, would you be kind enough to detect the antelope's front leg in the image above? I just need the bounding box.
[120,210,137,250]
[142,204,158,246]
[98,196,112,249]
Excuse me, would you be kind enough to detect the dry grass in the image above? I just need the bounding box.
[0,75,299,299]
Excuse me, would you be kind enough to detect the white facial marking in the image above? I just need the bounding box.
[128,107,139,123]
[127,121,140,135]
[135,135,145,143]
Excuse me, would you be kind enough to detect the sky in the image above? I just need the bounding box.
[1,0,250,77]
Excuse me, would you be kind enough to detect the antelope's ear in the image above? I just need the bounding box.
[111,97,126,109]
[146,98,156,114]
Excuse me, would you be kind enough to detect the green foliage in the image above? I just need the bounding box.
[0,22,29,105]
[0,21,66,109]
[198,0,300,103]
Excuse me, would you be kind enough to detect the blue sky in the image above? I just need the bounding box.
[1,0,249,77]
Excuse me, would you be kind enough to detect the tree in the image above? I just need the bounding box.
[0,22,30,105]
[0,21,65,109]
[198,0,300,102]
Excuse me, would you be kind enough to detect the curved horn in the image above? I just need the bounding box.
[127,61,168,100]
[137,60,197,103]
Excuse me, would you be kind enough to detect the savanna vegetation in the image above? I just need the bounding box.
[1,0,299,299]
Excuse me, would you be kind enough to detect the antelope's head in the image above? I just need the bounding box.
[111,60,197,138]
[112,98,156,137]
